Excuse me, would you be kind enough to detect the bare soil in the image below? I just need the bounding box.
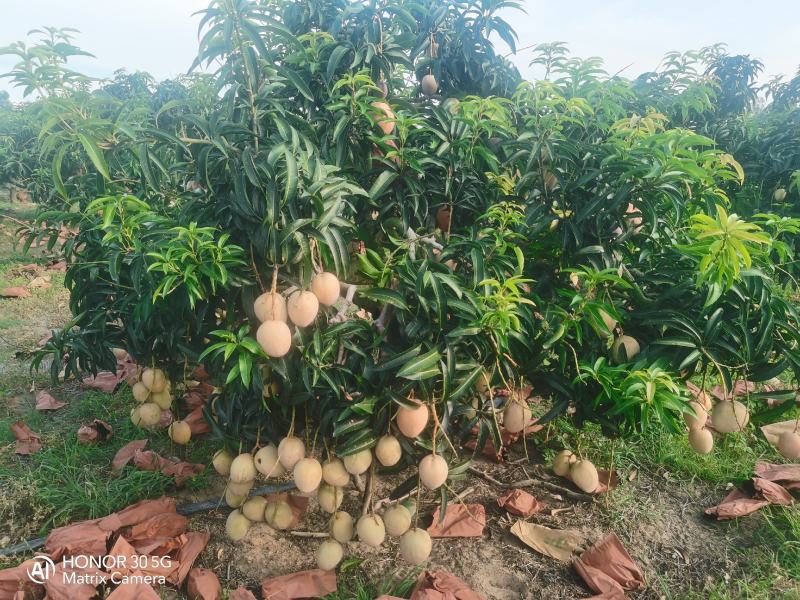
[181,448,778,599]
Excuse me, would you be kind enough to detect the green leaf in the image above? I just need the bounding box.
[78,133,110,180]
[376,345,422,372]
[52,146,68,201]
[449,365,484,401]
[368,171,397,200]
[326,45,350,83]
[281,67,314,101]
[397,349,441,381]
[359,287,408,310]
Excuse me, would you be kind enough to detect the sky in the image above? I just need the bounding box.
[1,0,798,100]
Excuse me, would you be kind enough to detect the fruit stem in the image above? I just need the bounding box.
[431,401,458,457]
[486,381,504,454]
[251,245,266,292]
[606,439,616,510]
[270,265,279,294]
[309,237,322,274]
[362,462,375,516]
[304,407,311,449]
[414,477,422,528]
[444,481,480,522]
[323,438,331,461]
[431,401,439,456]
[445,203,453,240]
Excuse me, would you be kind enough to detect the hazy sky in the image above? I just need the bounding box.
[1,0,798,100]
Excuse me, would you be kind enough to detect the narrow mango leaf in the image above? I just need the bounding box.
[369,170,397,200]
[78,133,110,180]
[359,287,408,310]
[397,348,441,380]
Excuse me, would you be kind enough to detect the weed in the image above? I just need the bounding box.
[324,567,418,600]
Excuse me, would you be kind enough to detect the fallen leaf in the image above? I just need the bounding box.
[1,287,31,298]
[10,421,42,455]
[573,533,646,596]
[752,478,793,505]
[168,532,211,586]
[77,419,113,443]
[82,371,121,393]
[132,449,204,486]
[184,405,211,435]
[45,520,113,560]
[45,563,107,600]
[463,419,543,462]
[28,276,50,289]
[187,568,221,600]
[105,572,161,599]
[10,263,42,276]
[134,450,172,472]
[163,461,205,486]
[260,569,337,600]
[593,470,619,494]
[510,521,584,562]
[497,489,544,518]
[229,588,258,600]
[48,260,68,272]
[100,497,178,531]
[705,489,767,520]
[125,512,188,541]
[36,332,53,348]
[112,439,149,472]
[710,380,755,400]
[262,493,309,529]
[754,461,800,491]
[760,421,798,446]
[0,559,41,600]
[427,504,485,538]
[35,390,65,410]
[410,569,485,600]
[706,476,794,520]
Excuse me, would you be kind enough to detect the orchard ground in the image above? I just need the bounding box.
[0,198,798,599]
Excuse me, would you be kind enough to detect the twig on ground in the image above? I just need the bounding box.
[375,488,415,509]
[468,466,592,502]
[361,464,374,516]
[289,531,329,538]
[0,481,298,556]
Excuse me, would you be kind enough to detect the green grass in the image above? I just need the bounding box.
[0,317,24,330]
[555,418,800,600]
[617,428,776,484]
[0,205,212,551]
[544,416,787,486]
[0,199,37,222]
[324,568,418,600]
[21,440,173,528]
[658,506,800,599]
[0,387,214,542]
